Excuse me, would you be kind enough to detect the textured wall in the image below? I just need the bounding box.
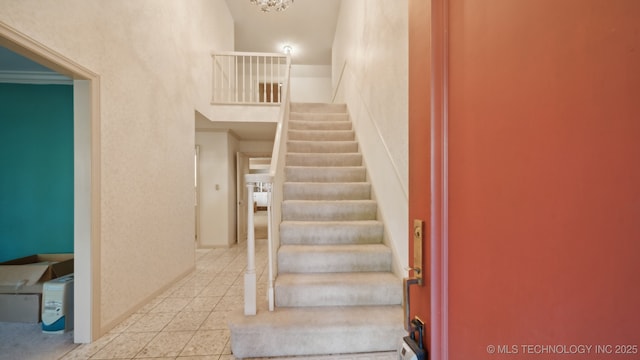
[332,0,408,190]
[290,65,332,103]
[0,84,74,262]
[0,0,234,332]
[196,131,236,248]
[332,0,409,271]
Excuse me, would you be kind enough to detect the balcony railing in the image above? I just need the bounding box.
[214,51,291,315]
[212,51,290,105]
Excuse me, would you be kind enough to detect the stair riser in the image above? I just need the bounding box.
[290,113,349,121]
[289,120,352,131]
[286,154,362,167]
[231,324,404,359]
[280,222,384,245]
[286,167,366,182]
[288,130,355,141]
[276,283,402,307]
[284,183,371,200]
[278,251,391,273]
[290,103,347,113]
[282,202,377,221]
[287,141,358,153]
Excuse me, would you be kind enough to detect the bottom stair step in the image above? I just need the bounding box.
[228,305,405,359]
[275,272,402,307]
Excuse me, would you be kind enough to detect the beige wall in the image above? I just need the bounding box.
[196,131,274,248]
[332,0,409,272]
[196,131,238,248]
[290,65,332,103]
[0,0,234,335]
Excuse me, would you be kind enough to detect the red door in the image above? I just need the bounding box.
[410,0,640,358]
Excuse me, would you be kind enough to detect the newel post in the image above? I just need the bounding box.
[244,178,257,316]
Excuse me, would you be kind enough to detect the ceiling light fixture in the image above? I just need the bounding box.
[282,45,293,55]
[249,0,294,12]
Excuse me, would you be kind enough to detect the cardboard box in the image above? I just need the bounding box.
[0,293,41,323]
[0,254,73,322]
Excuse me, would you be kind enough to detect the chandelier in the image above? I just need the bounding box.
[250,0,294,12]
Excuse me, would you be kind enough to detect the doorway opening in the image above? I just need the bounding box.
[0,23,100,343]
[236,154,272,244]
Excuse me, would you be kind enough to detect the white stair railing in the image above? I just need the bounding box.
[242,56,291,315]
[212,51,289,105]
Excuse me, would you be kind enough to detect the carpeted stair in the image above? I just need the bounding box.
[229,103,404,358]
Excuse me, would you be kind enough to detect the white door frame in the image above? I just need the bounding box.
[236,152,249,243]
[0,22,101,343]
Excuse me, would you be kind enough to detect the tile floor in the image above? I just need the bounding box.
[60,237,397,360]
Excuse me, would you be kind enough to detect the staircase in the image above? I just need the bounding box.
[229,103,404,359]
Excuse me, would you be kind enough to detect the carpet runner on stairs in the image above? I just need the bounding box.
[229,102,404,359]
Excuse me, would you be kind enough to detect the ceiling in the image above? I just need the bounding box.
[195,115,277,141]
[0,46,54,72]
[225,0,342,65]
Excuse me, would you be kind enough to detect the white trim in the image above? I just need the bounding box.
[0,70,73,85]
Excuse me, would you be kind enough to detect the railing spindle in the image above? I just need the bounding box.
[211,52,287,105]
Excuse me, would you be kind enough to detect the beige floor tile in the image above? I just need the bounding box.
[90,332,156,359]
[180,277,215,288]
[214,296,243,311]
[171,286,206,298]
[222,339,232,355]
[183,296,222,312]
[200,311,232,330]
[58,332,120,360]
[225,285,243,296]
[200,284,230,297]
[214,274,240,286]
[149,297,192,313]
[109,312,144,333]
[136,297,164,314]
[179,329,229,357]
[126,312,176,333]
[164,311,210,331]
[134,330,195,358]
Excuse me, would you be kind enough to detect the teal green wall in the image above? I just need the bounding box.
[0,83,74,262]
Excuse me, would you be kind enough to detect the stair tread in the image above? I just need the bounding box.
[279,243,390,254]
[229,305,402,330]
[283,199,376,204]
[277,272,399,285]
[289,129,354,133]
[288,140,357,144]
[285,167,365,181]
[229,305,404,358]
[283,181,370,185]
[286,153,362,166]
[287,152,361,155]
[289,112,349,117]
[286,165,365,169]
[281,220,382,225]
[275,272,402,307]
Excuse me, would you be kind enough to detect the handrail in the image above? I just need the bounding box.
[243,54,291,315]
